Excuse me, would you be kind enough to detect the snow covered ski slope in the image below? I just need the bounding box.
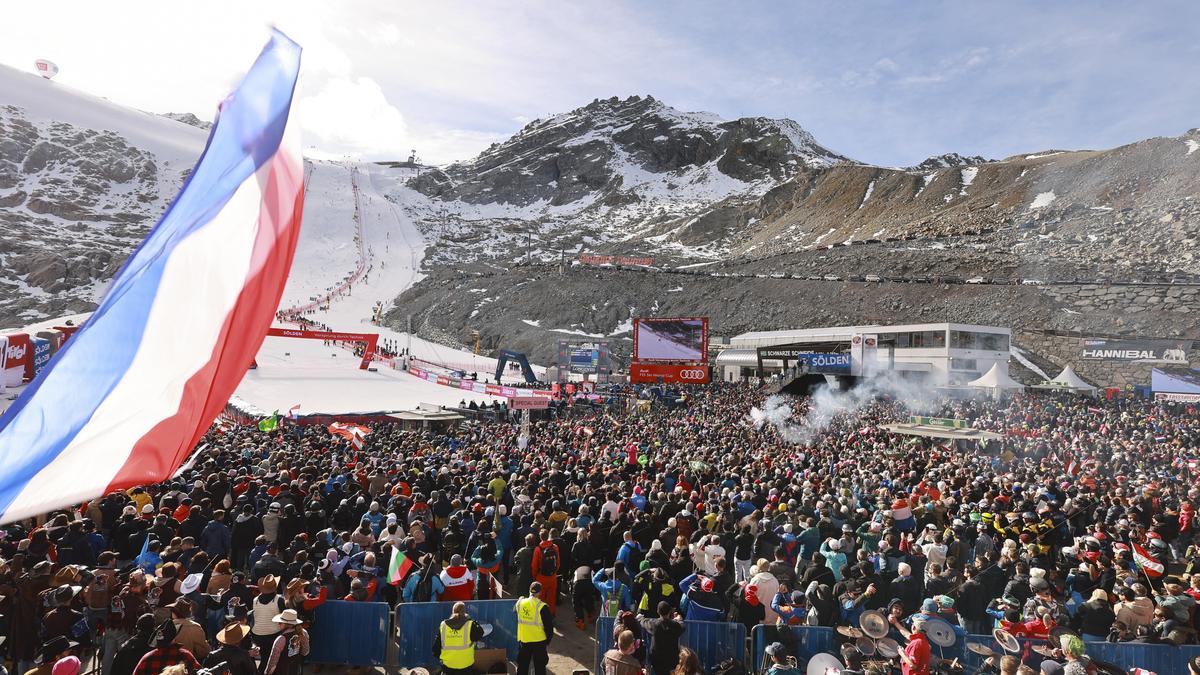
[234,161,530,415]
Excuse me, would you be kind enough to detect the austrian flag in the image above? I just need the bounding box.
[329,422,371,449]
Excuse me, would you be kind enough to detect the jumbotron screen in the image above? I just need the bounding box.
[633,317,708,363]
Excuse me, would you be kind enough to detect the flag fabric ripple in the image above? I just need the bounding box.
[0,30,304,524]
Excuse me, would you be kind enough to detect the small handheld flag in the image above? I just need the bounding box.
[258,411,280,433]
[387,545,414,585]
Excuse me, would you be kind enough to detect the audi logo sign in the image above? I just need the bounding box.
[629,362,710,384]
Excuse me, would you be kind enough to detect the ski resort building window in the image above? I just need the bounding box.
[951,331,1009,351]
[905,331,946,349]
[950,358,977,371]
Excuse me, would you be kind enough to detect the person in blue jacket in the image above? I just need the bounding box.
[771,588,809,625]
[679,574,725,622]
[592,566,633,616]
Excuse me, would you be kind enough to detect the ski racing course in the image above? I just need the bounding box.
[232,161,520,416]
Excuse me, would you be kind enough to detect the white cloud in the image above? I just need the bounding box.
[297,76,409,157]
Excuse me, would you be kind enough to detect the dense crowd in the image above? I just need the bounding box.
[2,381,1199,675]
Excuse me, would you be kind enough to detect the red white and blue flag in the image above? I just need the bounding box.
[0,31,304,525]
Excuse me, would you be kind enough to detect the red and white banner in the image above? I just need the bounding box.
[406,365,556,399]
[629,362,710,384]
[2,333,30,386]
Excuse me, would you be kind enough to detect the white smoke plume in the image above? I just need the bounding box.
[749,370,940,446]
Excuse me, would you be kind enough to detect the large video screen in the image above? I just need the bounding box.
[634,317,708,363]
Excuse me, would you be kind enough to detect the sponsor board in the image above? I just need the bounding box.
[3,332,30,386]
[510,397,550,410]
[30,338,51,379]
[629,362,710,384]
[578,254,656,266]
[407,365,554,399]
[1155,392,1200,402]
[1081,338,1190,363]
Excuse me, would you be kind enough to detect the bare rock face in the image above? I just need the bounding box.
[0,102,192,326]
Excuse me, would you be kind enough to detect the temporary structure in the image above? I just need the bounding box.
[1044,365,1097,394]
[967,363,1025,396]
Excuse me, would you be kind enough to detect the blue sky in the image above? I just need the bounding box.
[2,1,1197,165]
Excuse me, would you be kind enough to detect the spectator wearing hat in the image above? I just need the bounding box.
[1072,589,1115,642]
[207,623,255,675]
[40,583,88,648]
[638,601,684,675]
[264,609,309,675]
[110,613,157,675]
[250,575,285,672]
[169,598,208,659]
[762,642,801,675]
[898,618,932,675]
[132,620,201,675]
[26,636,78,675]
[51,656,81,675]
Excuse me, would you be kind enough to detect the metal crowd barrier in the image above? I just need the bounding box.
[596,616,746,674]
[751,625,1200,674]
[306,600,391,666]
[394,599,519,668]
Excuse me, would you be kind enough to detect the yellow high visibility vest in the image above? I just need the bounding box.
[516,596,548,643]
[439,619,475,669]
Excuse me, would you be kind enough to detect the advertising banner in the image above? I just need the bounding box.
[30,337,51,379]
[3,332,30,386]
[510,397,550,410]
[1081,338,1190,363]
[629,362,710,384]
[0,336,7,392]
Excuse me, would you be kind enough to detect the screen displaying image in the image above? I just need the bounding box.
[634,318,707,362]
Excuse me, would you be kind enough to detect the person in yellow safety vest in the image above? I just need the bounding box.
[433,602,484,675]
[515,582,555,675]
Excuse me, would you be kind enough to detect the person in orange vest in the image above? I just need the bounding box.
[530,530,560,614]
[439,554,476,603]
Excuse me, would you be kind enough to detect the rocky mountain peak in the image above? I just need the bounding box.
[909,152,989,171]
[162,112,212,130]
[408,95,846,207]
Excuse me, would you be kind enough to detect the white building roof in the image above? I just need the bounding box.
[731,322,1010,348]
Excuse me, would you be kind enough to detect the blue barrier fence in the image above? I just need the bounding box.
[751,625,1200,674]
[395,599,519,668]
[307,600,390,666]
[596,616,746,674]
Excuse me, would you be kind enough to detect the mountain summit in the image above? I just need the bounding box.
[409,95,845,207]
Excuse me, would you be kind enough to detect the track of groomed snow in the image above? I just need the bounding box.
[635,323,703,361]
[237,161,531,415]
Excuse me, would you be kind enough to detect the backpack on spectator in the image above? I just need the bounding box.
[538,545,559,576]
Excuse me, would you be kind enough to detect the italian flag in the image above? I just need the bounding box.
[387,545,414,585]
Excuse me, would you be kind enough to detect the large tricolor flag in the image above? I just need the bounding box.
[0,31,304,525]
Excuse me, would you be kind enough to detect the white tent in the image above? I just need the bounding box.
[968,363,1025,393]
[1048,365,1097,393]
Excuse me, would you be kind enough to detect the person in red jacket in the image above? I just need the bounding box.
[438,554,475,602]
[530,530,560,614]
